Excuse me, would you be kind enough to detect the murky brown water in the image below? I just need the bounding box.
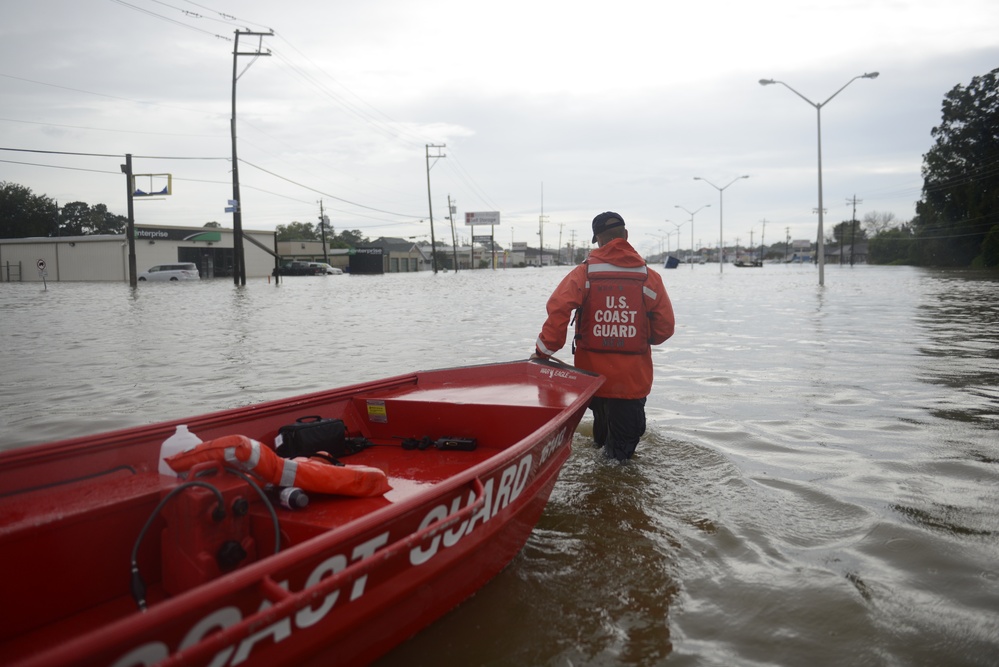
[1,264,996,666]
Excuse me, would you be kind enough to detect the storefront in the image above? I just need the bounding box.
[0,225,277,282]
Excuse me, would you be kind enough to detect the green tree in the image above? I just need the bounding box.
[275,221,318,241]
[203,221,222,228]
[331,229,368,248]
[0,182,57,238]
[868,223,915,265]
[914,67,999,266]
[59,201,126,235]
[831,220,867,246]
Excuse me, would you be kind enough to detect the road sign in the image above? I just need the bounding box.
[36,259,46,271]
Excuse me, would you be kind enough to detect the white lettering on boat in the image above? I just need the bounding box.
[409,453,533,565]
[537,366,578,381]
[111,533,389,667]
[112,455,535,667]
[539,427,568,465]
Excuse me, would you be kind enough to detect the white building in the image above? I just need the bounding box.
[0,225,277,282]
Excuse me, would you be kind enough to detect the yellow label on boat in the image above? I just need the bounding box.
[366,399,388,423]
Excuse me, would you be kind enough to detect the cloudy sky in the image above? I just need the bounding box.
[2,0,997,257]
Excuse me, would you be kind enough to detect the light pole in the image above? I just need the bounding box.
[675,205,710,268]
[759,72,878,286]
[659,220,672,260]
[694,175,749,273]
[658,226,675,262]
[671,221,686,263]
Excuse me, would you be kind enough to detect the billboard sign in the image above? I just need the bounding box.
[464,211,500,226]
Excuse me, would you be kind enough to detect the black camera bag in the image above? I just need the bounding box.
[275,416,348,460]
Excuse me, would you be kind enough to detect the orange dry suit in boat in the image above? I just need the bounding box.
[166,434,391,497]
[535,238,675,399]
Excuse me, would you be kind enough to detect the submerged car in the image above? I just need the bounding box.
[308,262,343,275]
[137,263,200,281]
[280,261,343,276]
[279,261,320,276]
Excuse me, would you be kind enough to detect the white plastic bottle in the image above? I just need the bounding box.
[158,425,203,475]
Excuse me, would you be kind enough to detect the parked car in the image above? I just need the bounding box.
[137,263,200,281]
[279,261,343,276]
[280,261,321,276]
[308,262,343,275]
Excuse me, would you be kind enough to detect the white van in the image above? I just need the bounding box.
[137,263,200,281]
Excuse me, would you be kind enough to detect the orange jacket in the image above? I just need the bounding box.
[536,238,675,399]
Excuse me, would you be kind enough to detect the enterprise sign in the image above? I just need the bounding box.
[135,227,222,242]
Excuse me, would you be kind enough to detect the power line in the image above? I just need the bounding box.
[238,159,423,218]
[0,116,216,138]
[0,158,119,175]
[0,73,223,117]
[108,0,232,40]
[0,146,227,160]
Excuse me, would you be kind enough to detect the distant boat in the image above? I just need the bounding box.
[664,256,680,269]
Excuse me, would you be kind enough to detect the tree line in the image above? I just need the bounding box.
[274,221,371,249]
[0,182,128,237]
[869,66,998,267]
[0,183,372,248]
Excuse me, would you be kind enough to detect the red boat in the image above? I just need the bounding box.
[0,359,602,667]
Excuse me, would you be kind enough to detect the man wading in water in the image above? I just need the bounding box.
[532,211,676,461]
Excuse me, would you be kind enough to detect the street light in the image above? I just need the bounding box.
[759,72,879,286]
[675,205,710,268]
[671,221,686,264]
[659,220,673,260]
[694,176,749,273]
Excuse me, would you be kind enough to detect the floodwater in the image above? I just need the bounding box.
[1,264,997,666]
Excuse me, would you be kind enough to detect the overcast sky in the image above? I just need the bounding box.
[2,0,997,256]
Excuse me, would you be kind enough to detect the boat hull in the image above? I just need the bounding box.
[0,360,602,667]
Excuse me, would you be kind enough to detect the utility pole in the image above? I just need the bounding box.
[425,144,446,274]
[538,215,549,266]
[538,182,546,267]
[759,218,768,264]
[785,226,790,262]
[447,194,459,272]
[318,200,329,264]
[122,154,137,287]
[230,29,272,286]
[557,222,564,265]
[846,195,862,266]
